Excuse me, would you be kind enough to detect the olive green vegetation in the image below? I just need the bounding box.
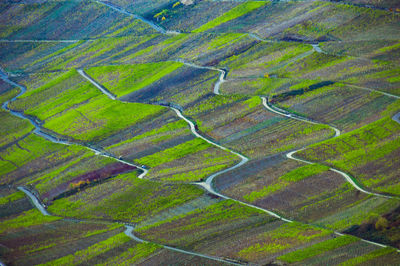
[30,152,116,195]
[44,95,164,141]
[137,200,266,233]
[28,40,85,68]
[220,40,312,78]
[161,164,229,182]
[0,209,61,233]
[0,110,34,148]
[0,87,19,103]
[186,94,246,116]
[41,233,161,266]
[316,196,399,230]
[10,69,165,141]
[338,247,397,266]
[298,116,400,194]
[85,62,183,97]
[107,120,188,150]
[83,223,123,238]
[137,138,213,168]
[277,235,359,263]
[243,164,329,202]
[194,1,267,32]
[238,222,330,260]
[0,191,25,205]
[48,173,204,223]
[207,33,248,50]
[96,242,161,266]
[0,134,80,178]
[276,52,349,78]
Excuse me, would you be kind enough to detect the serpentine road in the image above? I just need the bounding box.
[17,185,240,265]
[78,66,400,251]
[0,69,148,178]
[1,69,240,265]
[3,1,400,259]
[76,67,291,222]
[261,97,398,200]
[173,59,399,201]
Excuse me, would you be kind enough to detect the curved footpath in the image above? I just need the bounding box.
[345,83,400,100]
[76,57,400,252]
[17,186,240,265]
[3,2,400,258]
[248,33,324,54]
[77,69,116,100]
[1,70,240,265]
[262,97,398,200]
[78,66,400,251]
[176,59,397,200]
[0,69,148,178]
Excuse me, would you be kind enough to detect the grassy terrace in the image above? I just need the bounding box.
[85,62,183,97]
[298,116,400,195]
[277,235,359,263]
[0,131,134,201]
[193,1,267,32]
[273,83,397,132]
[10,69,165,142]
[0,89,34,148]
[0,1,156,41]
[41,233,160,266]
[48,173,204,223]
[1,0,400,264]
[244,164,330,203]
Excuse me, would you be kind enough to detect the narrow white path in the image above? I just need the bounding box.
[175,59,226,94]
[77,69,116,100]
[261,97,340,137]
[173,108,293,222]
[261,97,398,200]
[124,226,242,265]
[1,69,147,179]
[286,151,395,199]
[345,83,400,99]
[17,186,239,265]
[17,187,50,216]
[392,112,400,124]
[311,43,324,53]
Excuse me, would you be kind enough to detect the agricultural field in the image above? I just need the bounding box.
[1,0,400,265]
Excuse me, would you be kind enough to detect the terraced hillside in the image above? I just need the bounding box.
[1,0,400,265]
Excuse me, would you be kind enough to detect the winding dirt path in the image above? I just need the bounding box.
[0,68,148,178]
[78,58,400,250]
[17,186,240,265]
[17,187,50,216]
[261,97,398,200]
[124,225,242,265]
[4,2,400,259]
[2,68,239,265]
[344,83,400,99]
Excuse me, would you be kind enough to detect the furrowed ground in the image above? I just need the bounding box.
[1,0,400,264]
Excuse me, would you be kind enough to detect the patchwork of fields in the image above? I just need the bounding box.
[1,0,400,265]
